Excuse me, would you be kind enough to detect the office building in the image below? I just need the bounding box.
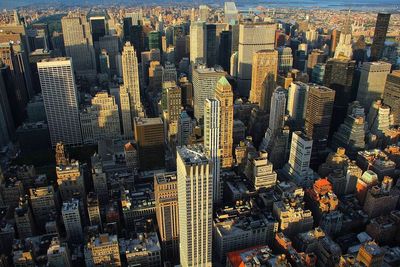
[206,24,217,67]
[213,203,278,262]
[0,62,15,147]
[29,186,57,230]
[224,2,238,23]
[199,5,209,21]
[334,15,353,59]
[86,234,121,266]
[237,22,276,96]
[148,31,162,51]
[244,151,277,190]
[283,131,315,186]
[62,198,83,243]
[356,241,385,267]
[367,100,391,142]
[287,82,308,128]
[204,99,221,203]
[249,49,278,111]
[47,237,72,267]
[323,58,356,131]
[383,70,400,125]
[37,58,82,146]
[193,66,225,121]
[56,159,85,202]
[215,76,234,168]
[162,83,181,138]
[134,117,165,170]
[98,35,119,76]
[119,86,134,139]
[154,172,179,262]
[14,197,35,239]
[80,92,121,143]
[370,13,391,61]
[61,13,96,78]
[119,233,161,266]
[312,63,326,85]
[90,16,107,43]
[218,30,232,72]
[163,62,177,84]
[304,85,335,159]
[307,49,326,75]
[277,46,293,75]
[178,111,193,146]
[356,61,391,110]
[190,21,206,65]
[87,192,102,228]
[177,145,212,267]
[121,42,142,118]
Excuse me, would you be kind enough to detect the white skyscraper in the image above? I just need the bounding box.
[61,199,83,243]
[177,145,212,267]
[37,58,82,146]
[224,2,238,23]
[190,21,206,65]
[204,99,221,203]
[283,131,315,186]
[199,5,209,22]
[192,66,225,121]
[237,22,276,96]
[122,42,142,118]
[334,13,353,59]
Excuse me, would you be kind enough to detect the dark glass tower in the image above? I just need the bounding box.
[148,31,162,51]
[206,24,217,67]
[90,17,107,43]
[370,13,391,61]
[218,30,232,72]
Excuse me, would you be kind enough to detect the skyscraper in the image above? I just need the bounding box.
[238,23,276,96]
[89,16,107,43]
[323,58,356,132]
[249,49,278,111]
[204,98,221,203]
[122,42,142,118]
[304,85,335,161]
[37,58,82,146]
[61,13,96,78]
[356,61,391,110]
[218,30,232,72]
[178,111,192,146]
[0,62,15,147]
[215,77,234,168]
[383,70,400,125]
[193,66,225,121]
[199,5,209,22]
[148,31,162,51]
[224,2,238,23]
[190,21,206,65]
[370,13,391,61]
[206,24,217,67]
[277,46,293,75]
[62,199,83,243]
[177,145,212,267]
[154,172,179,262]
[119,86,134,139]
[334,13,353,59]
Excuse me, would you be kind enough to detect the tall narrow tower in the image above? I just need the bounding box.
[204,98,221,203]
[177,145,212,267]
[370,13,391,61]
[215,76,234,168]
[190,21,206,65]
[122,42,142,118]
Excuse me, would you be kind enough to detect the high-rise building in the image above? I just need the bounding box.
[204,98,221,203]
[56,159,85,202]
[199,5,209,22]
[177,145,212,267]
[370,13,391,61]
[238,22,276,96]
[307,49,326,75]
[154,172,179,262]
[162,82,182,139]
[277,46,293,75]
[331,102,366,157]
[178,111,193,146]
[37,58,82,146]
[356,61,391,110]
[383,70,400,125]
[190,21,206,65]
[0,62,15,147]
[193,66,225,121]
[287,82,308,128]
[61,198,83,243]
[121,42,142,118]
[215,76,234,168]
[90,16,107,43]
[85,234,121,266]
[334,14,353,59]
[134,117,165,170]
[323,58,356,132]
[356,241,385,267]
[87,192,102,228]
[206,24,217,67]
[119,86,134,139]
[224,2,238,23]
[283,131,315,186]
[29,186,57,230]
[61,13,96,78]
[249,49,278,111]
[311,63,326,85]
[304,85,335,159]
[148,31,162,51]
[244,151,277,190]
[47,237,72,267]
[80,92,121,143]
[14,197,35,239]
[163,62,178,84]
[218,30,232,72]
[98,35,120,76]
